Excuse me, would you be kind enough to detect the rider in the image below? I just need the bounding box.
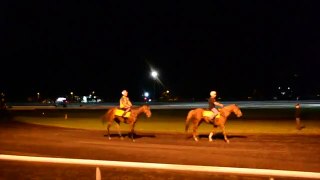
[119,90,132,117]
[208,91,224,119]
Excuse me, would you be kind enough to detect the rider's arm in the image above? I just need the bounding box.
[122,97,132,108]
[214,101,224,107]
[120,97,125,108]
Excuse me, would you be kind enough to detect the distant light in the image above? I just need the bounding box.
[151,71,158,78]
[144,92,149,97]
[56,97,66,102]
[166,90,169,93]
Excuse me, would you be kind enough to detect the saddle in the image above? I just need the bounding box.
[115,109,131,118]
[202,110,221,119]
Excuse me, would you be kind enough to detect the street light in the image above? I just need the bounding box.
[70,92,74,102]
[37,92,40,102]
[150,70,158,100]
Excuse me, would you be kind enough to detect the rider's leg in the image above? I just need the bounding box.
[212,108,219,119]
[122,108,130,117]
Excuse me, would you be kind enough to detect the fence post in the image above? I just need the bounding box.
[295,103,304,130]
[96,167,101,180]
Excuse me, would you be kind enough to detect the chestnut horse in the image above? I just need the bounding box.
[185,104,242,143]
[102,105,151,142]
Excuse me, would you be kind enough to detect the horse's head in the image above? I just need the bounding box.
[231,104,242,117]
[142,105,152,118]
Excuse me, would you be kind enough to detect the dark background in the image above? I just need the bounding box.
[1,1,319,102]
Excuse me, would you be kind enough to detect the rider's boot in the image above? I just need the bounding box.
[212,113,218,120]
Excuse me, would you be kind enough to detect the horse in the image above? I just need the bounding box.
[185,104,242,143]
[101,105,151,142]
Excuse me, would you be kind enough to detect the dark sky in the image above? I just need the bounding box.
[1,1,320,102]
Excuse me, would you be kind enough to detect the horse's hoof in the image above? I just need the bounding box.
[120,137,124,140]
[194,138,199,142]
[209,139,213,142]
[132,139,135,143]
[226,140,230,144]
[108,137,111,140]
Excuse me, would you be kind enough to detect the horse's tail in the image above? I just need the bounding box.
[185,109,194,133]
[101,107,115,125]
[101,112,107,125]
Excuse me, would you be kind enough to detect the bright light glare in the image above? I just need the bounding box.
[151,71,158,78]
[56,97,66,102]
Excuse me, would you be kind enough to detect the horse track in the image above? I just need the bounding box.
[0,117,319,180]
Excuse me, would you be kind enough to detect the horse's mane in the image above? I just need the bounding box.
[223,104,237,110]
[131,105,149,110]
[218,104,238,117]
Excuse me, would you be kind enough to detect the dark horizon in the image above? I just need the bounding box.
[1,1,320,102]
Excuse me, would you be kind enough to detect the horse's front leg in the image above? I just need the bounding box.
[129,123,136,142]
[221,125,229,143]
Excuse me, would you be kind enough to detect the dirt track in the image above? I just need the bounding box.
[0,120,319,179]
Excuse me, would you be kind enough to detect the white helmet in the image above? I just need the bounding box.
[210,91,216,96]
[121,90,128,95]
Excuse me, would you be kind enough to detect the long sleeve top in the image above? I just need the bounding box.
[120,96,132,109]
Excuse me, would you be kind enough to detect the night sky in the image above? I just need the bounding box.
[1,1,320,102]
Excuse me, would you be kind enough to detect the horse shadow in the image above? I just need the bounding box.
[104,132,156,140]
[202,133,247,140]
[185,132,247,141]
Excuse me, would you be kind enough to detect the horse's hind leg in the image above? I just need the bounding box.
[192,122,199,142]
[107,122,112,140]
[115,121,124,140]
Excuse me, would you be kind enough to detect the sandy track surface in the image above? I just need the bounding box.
[0,120,319,179]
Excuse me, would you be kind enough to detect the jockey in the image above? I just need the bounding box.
[119,90,132,117]
[208,91,224,119]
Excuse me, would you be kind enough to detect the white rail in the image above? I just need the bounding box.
[1,154,320,179]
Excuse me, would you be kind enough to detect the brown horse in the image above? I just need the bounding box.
[102,105,151,142]
[185,104,242,143]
